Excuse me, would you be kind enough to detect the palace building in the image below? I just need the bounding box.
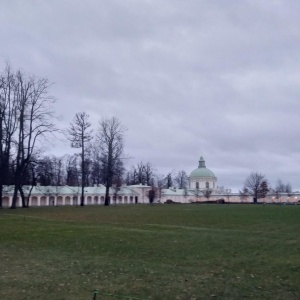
[1,156,299,207]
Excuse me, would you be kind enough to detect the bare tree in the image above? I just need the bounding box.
[275,180,293,199]
[52,155,65,186]
[0,63,18,207]
[144,162,155,186]
[204,189,212,200]
[243,172,269,203]
[239,187,250,203]
[67,112,93,206]
[126,161,155,186]
[112,181,122,205]
[23,159,39,207]
[35,155,65,186]
[125,169,135,185]
[10,69,57,208]
[154,174,166,202]
[65,154,80,186]
[285,183,293,197]
[136,162,146,185]
[275,179,285,199]
[174,170,188,189]
[166,173,173,188]
[89,145,103,186]
[224,189,231,202]
[111,160,124,205]
[97,117,126,206]
[194,187,201,202]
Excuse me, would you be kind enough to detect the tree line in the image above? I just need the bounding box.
[0,63,294,208]
[0,63,56,208]
[240,172,293,203]
[0,63,190,208]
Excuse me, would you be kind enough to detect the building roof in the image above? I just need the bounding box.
[2,185,139,196]
[189,156,216,178]
[161,188,195,196]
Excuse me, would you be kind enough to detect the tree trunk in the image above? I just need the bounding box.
[0,123,2,209]
[0,184,3,209]
[104,185,110,206]
[18,186,28,208]
[80,139,84,206]
[11,168,24,208]
[11,184,19,209]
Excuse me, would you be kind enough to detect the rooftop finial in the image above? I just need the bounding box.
[198,156,206,168]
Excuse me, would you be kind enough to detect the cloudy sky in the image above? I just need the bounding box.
[1,0,300,190]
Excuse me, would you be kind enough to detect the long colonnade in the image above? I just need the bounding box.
[2,194,139,207]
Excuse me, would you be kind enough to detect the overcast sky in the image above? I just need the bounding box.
[1,0,300,190]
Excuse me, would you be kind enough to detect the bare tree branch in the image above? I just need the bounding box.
[67,112,93,206]
[97,116,126,206]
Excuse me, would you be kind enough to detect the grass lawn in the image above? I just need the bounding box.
[0,204,300,300]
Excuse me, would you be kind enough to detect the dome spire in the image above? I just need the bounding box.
[198,156,206,168]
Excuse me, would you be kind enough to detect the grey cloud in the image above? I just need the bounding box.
[1,0,300,189]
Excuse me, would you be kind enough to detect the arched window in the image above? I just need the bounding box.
[196,182,199,189]
[206,182,209,189]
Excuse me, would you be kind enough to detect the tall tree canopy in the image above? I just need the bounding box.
[97,116,126,206]
[68,112,93,206]
[0,64,57,208]
[243,172,269,203]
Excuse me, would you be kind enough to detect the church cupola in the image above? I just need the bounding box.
[189,156,217,190]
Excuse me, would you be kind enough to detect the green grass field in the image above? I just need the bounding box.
[0,204,299,300]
